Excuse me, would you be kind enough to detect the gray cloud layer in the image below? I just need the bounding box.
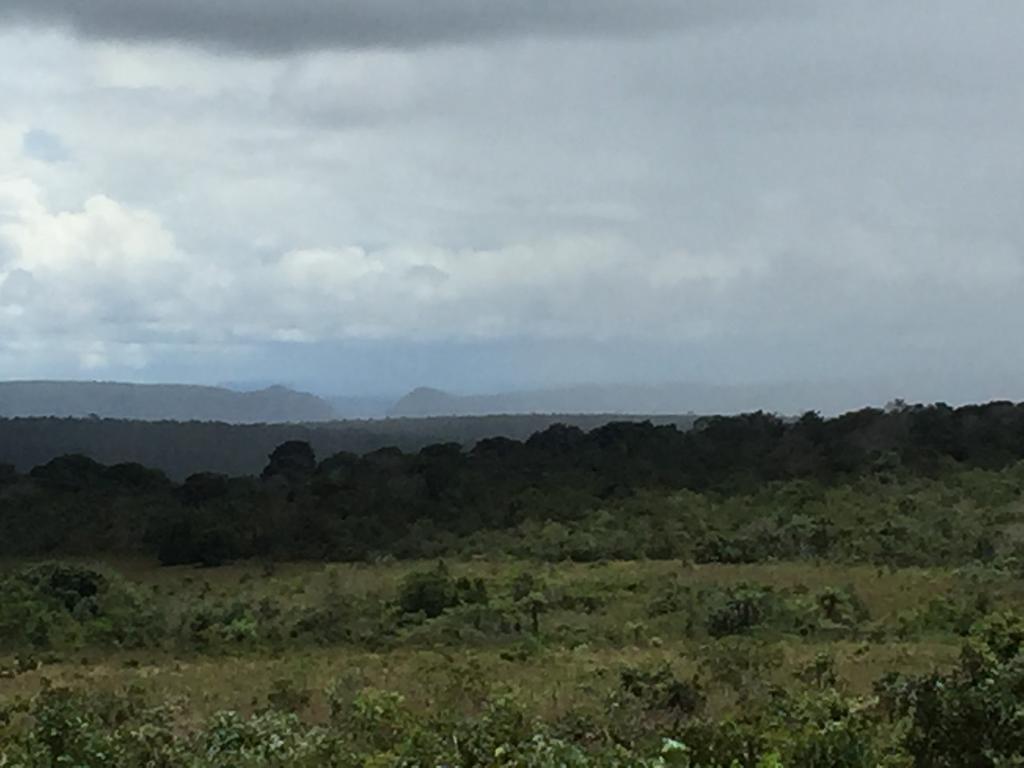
[0,1,1023,403]
[0,0,770,53]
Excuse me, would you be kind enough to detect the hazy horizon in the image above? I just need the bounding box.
[2,373,1023,421]
[1,2,1023,402]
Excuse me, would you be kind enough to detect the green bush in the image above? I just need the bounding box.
[0,563,163,650]
[397,562,488,619]
[879,611,1024,767]
[707,585,778,637]
[618,662,705,717]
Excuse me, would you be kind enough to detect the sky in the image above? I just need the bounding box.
[0,1,1022,404]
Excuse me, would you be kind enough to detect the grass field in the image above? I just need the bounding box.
[0,558,987,713]
[3,556,1021,765]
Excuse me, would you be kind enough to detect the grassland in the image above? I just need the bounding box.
[3,555,1018,765]
[0,559,966,698]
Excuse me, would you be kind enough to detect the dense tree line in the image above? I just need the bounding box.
[1,401,1023,564]
[0,413,696,479]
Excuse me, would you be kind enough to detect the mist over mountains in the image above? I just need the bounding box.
[386,381,897,419]
[0,378,892,425]
[0,381,337,424]
[0,377,933,424]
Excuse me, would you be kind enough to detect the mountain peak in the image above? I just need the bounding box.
[388,387,459,417]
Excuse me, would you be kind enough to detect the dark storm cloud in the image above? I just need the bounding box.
[0,0,779,54]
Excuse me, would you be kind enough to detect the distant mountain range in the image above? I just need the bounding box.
[0,378,902,425]
[386,381,889,418]
[0,381,337,424]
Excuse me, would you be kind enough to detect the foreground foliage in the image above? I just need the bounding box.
[0,558,1023,765]
[3,614,1024,766]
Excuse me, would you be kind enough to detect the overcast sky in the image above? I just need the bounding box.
[0,1,1022,403]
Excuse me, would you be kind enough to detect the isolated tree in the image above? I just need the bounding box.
[261,441,316,485]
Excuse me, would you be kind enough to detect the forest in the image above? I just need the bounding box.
[0,413,698,479]
[1,400,1023,565]
[3,400,1024,765]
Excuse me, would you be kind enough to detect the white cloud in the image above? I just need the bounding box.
[0,175,766,368]
[2,161,1023,383]
[0,178,216,346]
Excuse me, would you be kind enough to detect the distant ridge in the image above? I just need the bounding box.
[389,384,719,418]
[387,380,899,418]
[388,383,725,418]
[389,387,469,417]
[0,381,337,424]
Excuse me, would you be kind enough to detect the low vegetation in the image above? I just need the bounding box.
[1,556,1024,764]
[3,400,1024,763]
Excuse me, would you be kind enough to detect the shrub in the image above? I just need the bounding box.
[881,612,1024,767]
[780,693,883,768]
[815,587,870,628]
[397,562,488,619]
[707,585,777,637]
[619,662,705,717]
[0,563,163,649]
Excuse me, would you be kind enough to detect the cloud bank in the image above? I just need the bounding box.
[0,1,1022,401]
[0,0,770,53]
